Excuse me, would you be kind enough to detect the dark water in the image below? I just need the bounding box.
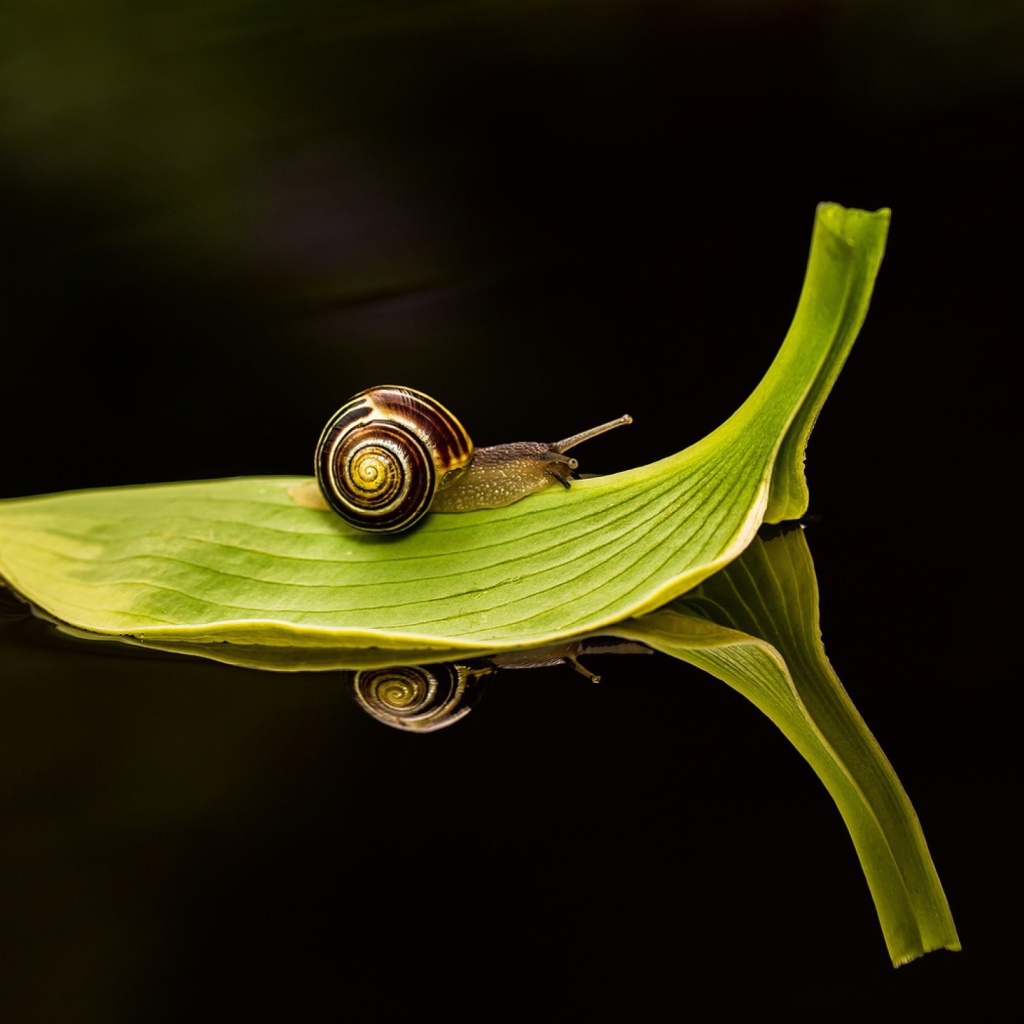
[1,3,1019,1019]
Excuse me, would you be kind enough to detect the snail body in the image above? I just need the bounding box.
[302,385,631,534]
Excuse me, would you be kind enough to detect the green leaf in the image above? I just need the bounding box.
[612,526,960,967]
[0,204,889,651]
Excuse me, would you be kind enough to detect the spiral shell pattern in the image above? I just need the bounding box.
[315,386,474,533]
[352,664,488,732]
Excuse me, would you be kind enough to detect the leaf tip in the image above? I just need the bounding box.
[815,202,891,246]
[891,936,962,969]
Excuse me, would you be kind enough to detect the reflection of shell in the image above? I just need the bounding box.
[352,664,491,732]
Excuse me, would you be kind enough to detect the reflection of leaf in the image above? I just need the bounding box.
[0,204,888,652]
[612,527,960,967]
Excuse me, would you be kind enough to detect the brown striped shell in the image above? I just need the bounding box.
[314,386,474,533]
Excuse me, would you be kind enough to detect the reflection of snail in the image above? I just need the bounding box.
[291,385,631,533]
[352,639,651,732]
[352,663,493,732]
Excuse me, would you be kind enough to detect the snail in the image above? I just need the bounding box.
[289,385,632,533]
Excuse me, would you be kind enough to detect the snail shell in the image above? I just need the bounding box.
[352,663,491,732]
[315,386,474,534]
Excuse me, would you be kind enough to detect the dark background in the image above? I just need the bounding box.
[1,1,1020,1020]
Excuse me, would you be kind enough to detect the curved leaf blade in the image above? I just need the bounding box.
[0,204,889,650]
